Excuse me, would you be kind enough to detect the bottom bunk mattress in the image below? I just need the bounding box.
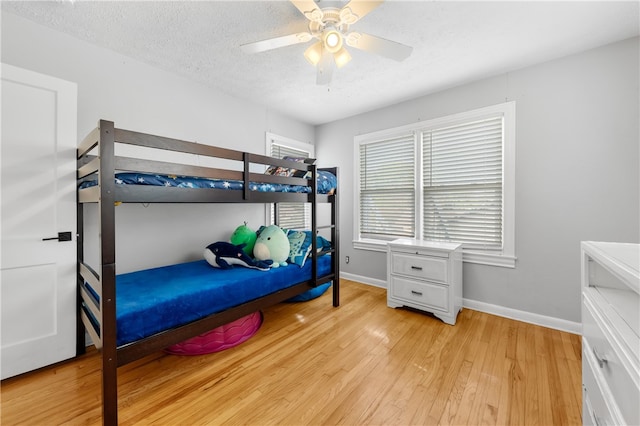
[94,255,332,347]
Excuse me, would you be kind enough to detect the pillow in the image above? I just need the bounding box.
[286,230,333,267]
[287,230,313,267]
[317,170,337,194]
[316,235,332,254]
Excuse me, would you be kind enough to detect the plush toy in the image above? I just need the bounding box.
[204,242,272,271]
[230,222,257,257]
[253,225,290,268]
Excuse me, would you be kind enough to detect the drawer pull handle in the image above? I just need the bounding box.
[592,347,607,368]
[411,290,423,296]
[411,266,423,271]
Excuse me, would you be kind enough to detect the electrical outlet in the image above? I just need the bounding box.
[345,256,350,264]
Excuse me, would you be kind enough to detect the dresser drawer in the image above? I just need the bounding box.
[389,276,448,312]
[390,252,448,283]
[582,340,617,426]
[583,301,639,425]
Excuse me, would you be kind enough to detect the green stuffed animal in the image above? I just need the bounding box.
[230,222,257,257]
[253,225,290,268]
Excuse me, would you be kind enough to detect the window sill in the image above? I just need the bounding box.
[353,239,516,268]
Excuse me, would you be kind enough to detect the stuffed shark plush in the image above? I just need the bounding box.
[204,242,272,271]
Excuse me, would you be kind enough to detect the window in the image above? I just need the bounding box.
[355,102,516,267]
[266,132,314,229]
[359,133,416,239]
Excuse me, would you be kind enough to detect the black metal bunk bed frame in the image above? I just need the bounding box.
[76,120,339,425]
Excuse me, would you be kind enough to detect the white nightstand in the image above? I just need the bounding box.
[387,239,463,325]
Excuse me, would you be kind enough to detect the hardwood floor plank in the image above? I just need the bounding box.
[501,321,527,426]
[482,316,509,425]
[363,312,445,426]
[425,310,479,424]
[450,310,490,426]
[524,322,542,425]
[534,326,556,426]
[465,314,503,425]
[0,280,582,426]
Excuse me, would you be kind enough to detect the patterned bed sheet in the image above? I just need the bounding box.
[79,170,337,194]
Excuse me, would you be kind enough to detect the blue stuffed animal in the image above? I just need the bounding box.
[204,242,272,271]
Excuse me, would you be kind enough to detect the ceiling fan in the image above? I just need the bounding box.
[240,0,413,85]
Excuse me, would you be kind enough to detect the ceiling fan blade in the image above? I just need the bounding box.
[316,50,335,85]
[342,0,383,22]
[241,32,312,54]
[345,32,413,61]
[290,0,323,22]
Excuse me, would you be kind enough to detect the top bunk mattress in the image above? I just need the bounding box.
[85,255,332,347]
[79,170,337,195]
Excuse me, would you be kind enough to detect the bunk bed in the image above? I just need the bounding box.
[76,120,339,425]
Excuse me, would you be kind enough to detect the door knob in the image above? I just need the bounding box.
[42,231,72,242]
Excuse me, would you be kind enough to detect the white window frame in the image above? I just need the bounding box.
[354,102,516,268]
[264,132,315,228]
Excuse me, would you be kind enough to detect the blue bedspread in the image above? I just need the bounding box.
[99,255,332,346]
[79,171,337,194]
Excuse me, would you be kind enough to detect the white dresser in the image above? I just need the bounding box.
[581,241,639,426]
[387,239,463,325]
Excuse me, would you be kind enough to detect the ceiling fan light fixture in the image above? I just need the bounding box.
[323,29,343,53]
[333,47,352,69]
[304,41,323,66]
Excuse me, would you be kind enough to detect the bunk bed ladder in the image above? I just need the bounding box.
[77,127,103,351]
[311,164,318,289]
[318,167,339,307]
[330,167,340,307]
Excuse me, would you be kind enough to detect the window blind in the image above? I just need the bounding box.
[271,143,309,161]
[270,142,311,229]
[422,116,503,250]
[359,134,415,240]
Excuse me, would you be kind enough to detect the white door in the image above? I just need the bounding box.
[1,64,77,379]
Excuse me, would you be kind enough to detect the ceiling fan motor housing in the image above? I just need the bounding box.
[309,7,351,44]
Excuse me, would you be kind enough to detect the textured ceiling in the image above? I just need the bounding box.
[3,1,639,125]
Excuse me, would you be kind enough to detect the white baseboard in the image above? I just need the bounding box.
[341,272,387,289]
[462,298,581,335]
[340,274,582,335]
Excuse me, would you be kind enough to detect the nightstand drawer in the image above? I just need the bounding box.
[390,276,448,312]
[390,252,448,283]
[583,300,639,425]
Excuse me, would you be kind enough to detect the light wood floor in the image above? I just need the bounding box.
[1,280,582,425]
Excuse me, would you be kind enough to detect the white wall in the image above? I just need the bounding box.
[1,12,315,273]
[316,37,640,325]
